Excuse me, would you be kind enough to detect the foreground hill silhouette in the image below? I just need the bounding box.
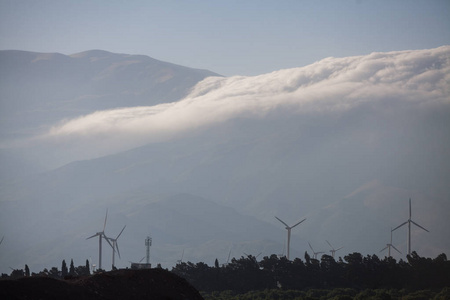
[0,268,203,300]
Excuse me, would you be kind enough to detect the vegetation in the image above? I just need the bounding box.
[2,251,449,300]
[1,258,91,279]
[171,251,450,298]
[201,287,450,300]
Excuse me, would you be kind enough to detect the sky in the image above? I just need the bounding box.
[1,0,449,76]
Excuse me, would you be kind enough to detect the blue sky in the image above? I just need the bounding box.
[1,0,449,76]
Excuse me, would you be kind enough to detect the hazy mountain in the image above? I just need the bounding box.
[0,49,220,178]
[0,192,285,273]
[0,46,449,274]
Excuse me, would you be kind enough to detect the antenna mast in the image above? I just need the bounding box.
[145,236,152,264]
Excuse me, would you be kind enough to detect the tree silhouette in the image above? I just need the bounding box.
[171,252,450,293]
[69,259,75,276]
[85,259,90,275]
[61,260,68,277]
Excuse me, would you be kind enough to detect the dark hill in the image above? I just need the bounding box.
[0,268,203,300]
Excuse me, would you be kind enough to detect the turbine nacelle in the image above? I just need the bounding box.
[391,199,429,255]
[275,216,306,260]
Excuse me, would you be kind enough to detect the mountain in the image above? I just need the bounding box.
[0,49,220,178]
[0,50,219,128]
[0,46,449,274]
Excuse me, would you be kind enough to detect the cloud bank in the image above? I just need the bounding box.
[44,46,450,157]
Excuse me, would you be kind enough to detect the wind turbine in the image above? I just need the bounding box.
[222,246,232,267]
[278,240,286,258]
[392,198,429,255]
[275,216,306,260]
[380,228,401,257]
[326,240,343,259]
[308,242,325,260]
[106,225,126,269]
[87,209,112,270]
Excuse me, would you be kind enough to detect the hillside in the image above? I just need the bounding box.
[0,268,203,300]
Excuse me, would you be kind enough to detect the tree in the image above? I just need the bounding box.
[61,260,68,277]
[48,267,60,278]
[69,259,75,276]
[24,265,30,277]
[10,268,24,279]
[85,259,90,275]
[75,265,89,276]
[215,258,219,268]
[304,251,311,265]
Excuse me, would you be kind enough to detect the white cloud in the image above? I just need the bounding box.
[43,46,450,157]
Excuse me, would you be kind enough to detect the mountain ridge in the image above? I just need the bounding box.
[0,46,449,274]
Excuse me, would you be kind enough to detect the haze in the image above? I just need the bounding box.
[0,1,449,275]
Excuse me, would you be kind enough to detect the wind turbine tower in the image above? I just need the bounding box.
[145,236,152,264]
[275,216,306,260]
[87,209,112,270]
[392,198,429,256]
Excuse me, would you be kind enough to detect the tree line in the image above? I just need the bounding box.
[171,251,450,293]
[2,259,91,279]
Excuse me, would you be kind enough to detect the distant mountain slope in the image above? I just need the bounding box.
[0,192,284,273]
[0,49,220,181]
[0,47,449,275]
[0,49,220,138]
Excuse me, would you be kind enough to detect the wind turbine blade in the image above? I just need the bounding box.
[103,235,113,249]
[103,209,108,232]
[392,221,408,232]
[116,242,121,259]
[116,225,126,239]
[275,216,289,228]
[308,242,314,252]
[411,220,430,232]
[380,246,388,252]
[391,245,402,254]
[139,256,145,263]
[86,233,99,240]
[326,240,333,249]
[336,247,343,251]
[291,218,306,228]
[0,236,4,245]
[409,198,412,219]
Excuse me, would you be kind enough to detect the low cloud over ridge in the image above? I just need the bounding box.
[45,46,450,157]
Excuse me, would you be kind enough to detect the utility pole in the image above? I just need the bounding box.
[145,236,152,264]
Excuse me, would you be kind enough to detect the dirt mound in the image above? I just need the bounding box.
[0,268,204,300]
